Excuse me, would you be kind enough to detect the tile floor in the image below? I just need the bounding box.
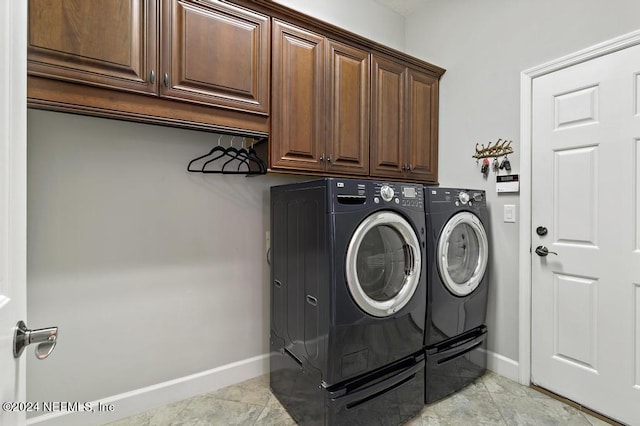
[108,371,614,426]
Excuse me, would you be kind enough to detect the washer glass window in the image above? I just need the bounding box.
[437,212,488,296]
[357,225,408,301]
[346,211,422,317]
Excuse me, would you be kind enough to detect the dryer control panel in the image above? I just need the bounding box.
[427,188,485,209]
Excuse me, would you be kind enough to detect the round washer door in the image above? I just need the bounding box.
[437,211,488,296]
[345,211,422,317]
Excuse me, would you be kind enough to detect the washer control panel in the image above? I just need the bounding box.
[373,182,423,210]
[380,185,395,202]
[458,191,470,205]
[333,180,424,210]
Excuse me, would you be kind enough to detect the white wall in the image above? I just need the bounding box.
[274,0,406,51]
[26,2,406,423]
[404,0,640,367]
[26,110,299,410]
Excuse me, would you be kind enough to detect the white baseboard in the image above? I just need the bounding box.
[26,354,269,426]
[486,349,520,383]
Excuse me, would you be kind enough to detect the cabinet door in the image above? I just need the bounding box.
[370,54,406,179]
[326,40,370,176]
[271,20,325,172]
[161,0,270,114]
[28,0,157,95]
[406,68,439,183]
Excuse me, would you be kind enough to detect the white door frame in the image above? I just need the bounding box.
[0,0,28,421]
[518,29,640,385]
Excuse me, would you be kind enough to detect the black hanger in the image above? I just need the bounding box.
[229,139,266,174]
[187,135,227,172]
[217,137,252,173]
[246,140,267,174]
[188,135,267,175]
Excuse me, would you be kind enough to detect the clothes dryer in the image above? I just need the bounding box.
[423,187,490,403]
[270,178,427,424]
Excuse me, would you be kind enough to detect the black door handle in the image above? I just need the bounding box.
[535,246,557,257]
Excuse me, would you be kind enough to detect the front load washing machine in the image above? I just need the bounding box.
[270,178,427,424]
[423,187,490,403]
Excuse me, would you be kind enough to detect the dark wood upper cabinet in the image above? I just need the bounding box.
[325,40,370,176]
[406,68,439,183]
[271,21,370,175]
[370,54,440,182]
[161,0,270,113]
[271,20,325,172]
[28,0,157,95]
[370,54,406,179]
[28,0,270,124]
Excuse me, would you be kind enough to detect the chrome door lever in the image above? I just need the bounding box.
[535,246,557,257]
[13,321,58,360]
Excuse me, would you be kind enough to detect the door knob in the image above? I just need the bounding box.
[536,226,548,236]
[13,321,58,360]
[535,246,557,257]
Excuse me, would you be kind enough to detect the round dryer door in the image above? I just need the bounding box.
[345,211,422,317]
[437,211,488,296]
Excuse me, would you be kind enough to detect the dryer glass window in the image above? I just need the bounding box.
[447,223,480,284]
[437,211,488,297]
[356,225,408,301]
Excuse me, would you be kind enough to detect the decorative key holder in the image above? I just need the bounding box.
[473,139,514,176]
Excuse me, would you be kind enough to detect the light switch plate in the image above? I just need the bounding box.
[504,205,516,223]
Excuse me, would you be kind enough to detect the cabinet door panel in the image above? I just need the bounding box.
[28,0,157,95]
[370,55,405,178]
[406,69,438,182]
[271,20,324,171]
[162,0,269,113]
[326,40,369,176]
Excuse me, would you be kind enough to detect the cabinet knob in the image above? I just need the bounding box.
[163,73,169,87]
[319,154,325,163]
[149,70,155,84]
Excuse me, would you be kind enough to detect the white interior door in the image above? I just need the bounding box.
[531,42,640,425]
[0,2,28,425]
